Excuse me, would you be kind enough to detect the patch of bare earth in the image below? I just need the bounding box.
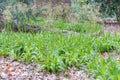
[104,24,120,33]
[102,51,120,61]
[104,18,120,33]
[0,56,89,80]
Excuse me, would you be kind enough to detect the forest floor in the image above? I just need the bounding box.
[0,23,120,80]
[0,56,89,80]
[104,23,120,33]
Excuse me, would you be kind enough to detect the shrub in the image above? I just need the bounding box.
[93,0,120,24]
[0,0,37,31]
[71,0,101,23]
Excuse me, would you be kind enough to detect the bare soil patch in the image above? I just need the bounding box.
[104,24,120,33]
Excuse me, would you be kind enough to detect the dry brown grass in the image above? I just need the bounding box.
[2,1,101,24]
[2,2,36,22]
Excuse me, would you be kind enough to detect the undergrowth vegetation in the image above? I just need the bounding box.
[0,0,120,80]
[0,24,120,79]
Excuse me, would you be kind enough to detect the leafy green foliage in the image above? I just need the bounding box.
[92,34,117,53]
[0,0,120,79]
[0,17,120,79]
[0,26,120,76]
[18,0,34,5]
[93,0,120,24]
[88,55,120,80]
[0,0,36,31]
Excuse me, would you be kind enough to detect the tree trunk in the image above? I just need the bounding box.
[115,6,120,25]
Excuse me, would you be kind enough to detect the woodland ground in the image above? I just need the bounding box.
[0,21,120,80]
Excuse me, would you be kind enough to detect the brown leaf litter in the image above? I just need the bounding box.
[0,56,89,80]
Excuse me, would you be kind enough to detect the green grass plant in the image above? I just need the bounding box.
[0,18,120,79]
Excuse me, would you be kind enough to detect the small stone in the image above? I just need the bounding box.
[0,72,8,78]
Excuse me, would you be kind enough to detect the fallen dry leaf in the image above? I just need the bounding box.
[0,56,89,80]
